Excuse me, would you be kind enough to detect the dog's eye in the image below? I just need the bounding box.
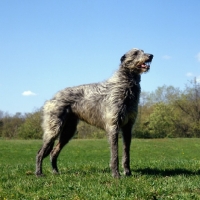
[133,50,143,56]
[135,50,142,55]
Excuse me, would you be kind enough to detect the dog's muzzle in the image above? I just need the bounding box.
[140,54,153,69]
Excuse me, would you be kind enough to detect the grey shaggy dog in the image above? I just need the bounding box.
[36,48,153,178]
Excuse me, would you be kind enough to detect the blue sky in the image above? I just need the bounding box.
[0,0,200,114]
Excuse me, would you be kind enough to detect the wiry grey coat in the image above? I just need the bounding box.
[36,48,153,178]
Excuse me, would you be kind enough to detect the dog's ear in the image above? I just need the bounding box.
[120,54,126,63]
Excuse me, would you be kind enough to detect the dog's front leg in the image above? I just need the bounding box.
[109,130,120,178]
[121,123,132,176]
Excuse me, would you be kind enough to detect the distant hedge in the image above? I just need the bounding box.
[1,79,199,139]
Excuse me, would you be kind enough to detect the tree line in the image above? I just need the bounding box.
[0,79,199,139]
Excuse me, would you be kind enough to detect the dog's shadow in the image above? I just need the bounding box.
[58,167,200,177]
[133,167,200,177]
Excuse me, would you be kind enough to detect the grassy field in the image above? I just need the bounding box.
[1,139,200,199]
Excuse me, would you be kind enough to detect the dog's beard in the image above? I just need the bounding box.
[140,61,151,70]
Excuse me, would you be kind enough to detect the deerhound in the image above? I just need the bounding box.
[36,48,153,178]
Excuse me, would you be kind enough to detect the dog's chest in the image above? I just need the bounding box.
[125,83,140,106]
[120,84,140,125]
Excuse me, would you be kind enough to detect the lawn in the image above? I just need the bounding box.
[0,139,200,199]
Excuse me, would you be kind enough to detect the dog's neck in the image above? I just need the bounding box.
[119,66,141,85]
[107,66,141,87]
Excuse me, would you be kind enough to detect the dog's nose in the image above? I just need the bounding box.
[148,54,153,60]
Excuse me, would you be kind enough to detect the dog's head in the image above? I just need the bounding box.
[120,49,153,74]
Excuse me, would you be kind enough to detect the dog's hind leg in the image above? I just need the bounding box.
[50,114,78,174]
[121,122,133,176]
[36,108,68,176]
[36,138,55,176]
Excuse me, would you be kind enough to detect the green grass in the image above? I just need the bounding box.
[1,139,200,199]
